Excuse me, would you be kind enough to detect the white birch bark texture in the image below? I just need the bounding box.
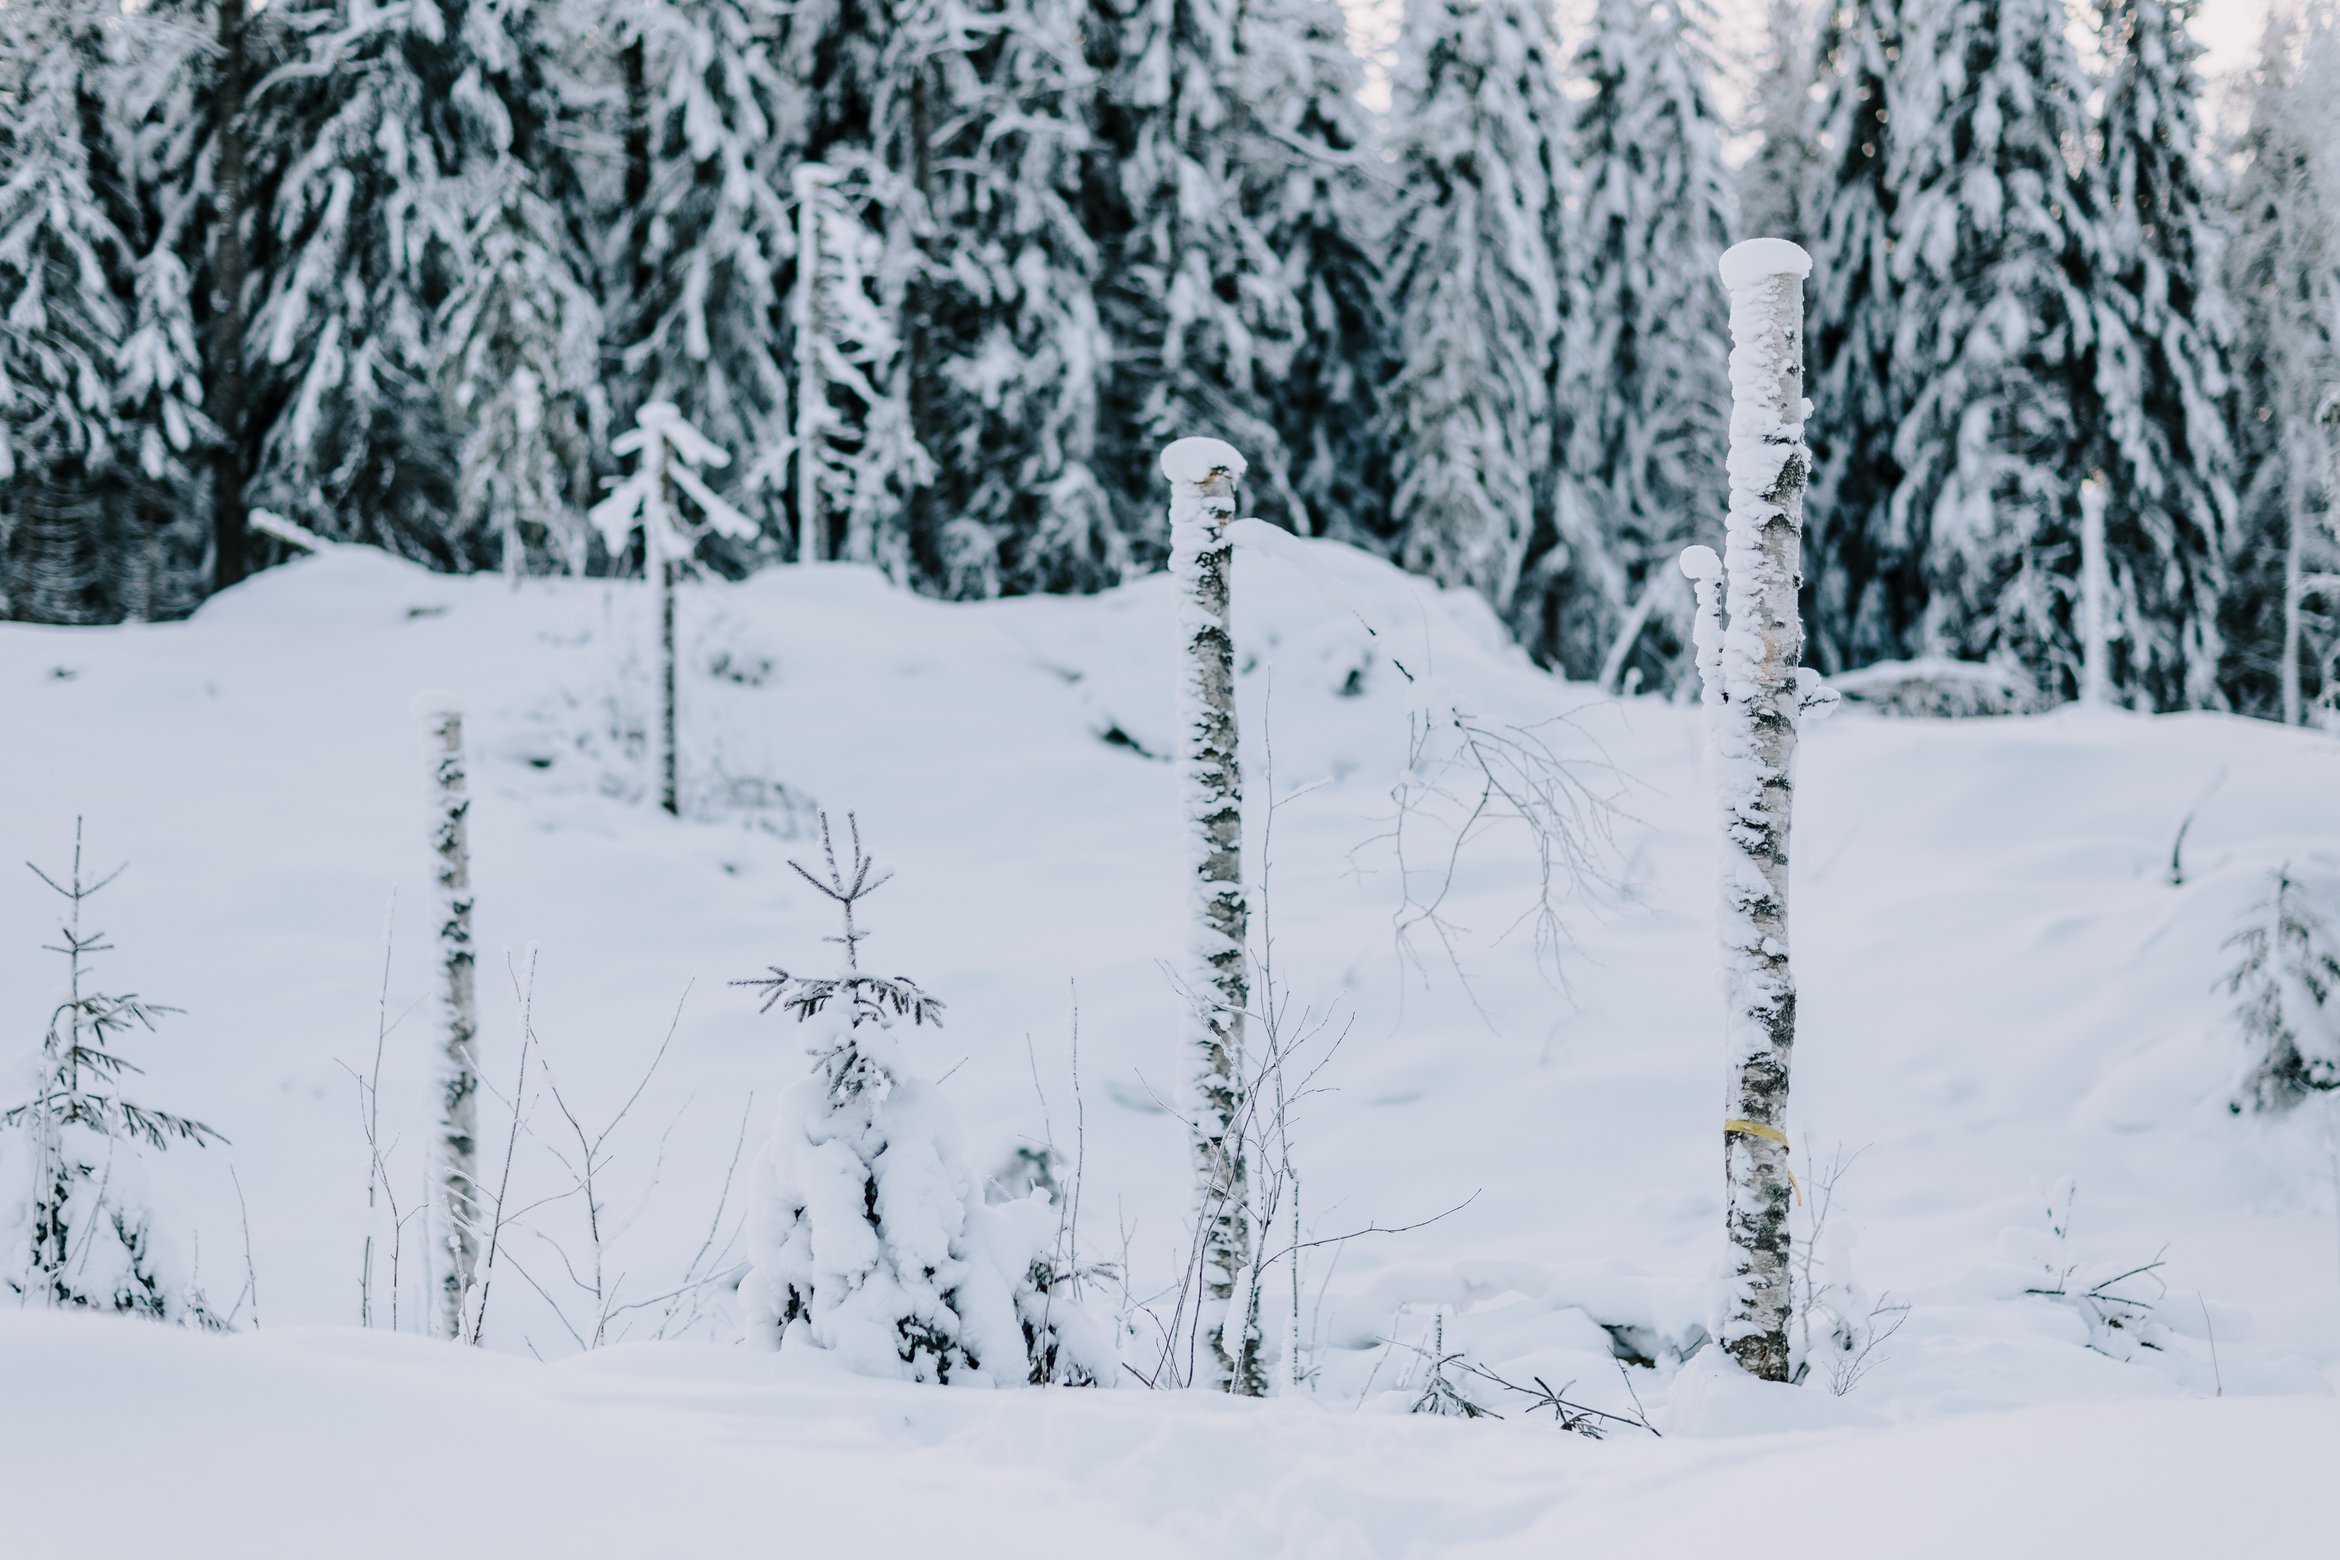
[1163,435,1264,1395]
[418,699,480,1342]
[1681,237,1817,1383]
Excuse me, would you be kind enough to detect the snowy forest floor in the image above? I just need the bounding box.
[4,535,2338,1554]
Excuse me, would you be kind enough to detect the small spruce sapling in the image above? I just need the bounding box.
[2,822,222,1323]
[2224,866,2340,1113]
[735,814,1104,1384]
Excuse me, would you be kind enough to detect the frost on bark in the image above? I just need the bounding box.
[1681,238,1829,1384]
[793,162,831,565]
[1163,435,1263,1395]
[419,699,479,1340]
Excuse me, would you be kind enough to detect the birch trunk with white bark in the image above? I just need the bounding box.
[420,701,480,1341]
[793,164,832,565]
[1682,238,1819,1383]
[1163,436,1263,1395]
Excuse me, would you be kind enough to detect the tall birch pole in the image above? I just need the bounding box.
[792,163,835,565]
[1163,436,1264,1395]
[1681,238,1826,1383]
[418,698,480,1341]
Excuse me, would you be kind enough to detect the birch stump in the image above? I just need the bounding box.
[1681,238,1827,1383]
[419,698,480,1341]
[1163,436,1264,1395]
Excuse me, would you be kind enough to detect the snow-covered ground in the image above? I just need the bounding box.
[4,536,2337,1553]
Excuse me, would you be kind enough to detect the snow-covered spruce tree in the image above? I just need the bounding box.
[737,815,1099,1383]
[107,0,219,622]
[435,0,605,581]
[1680,239,1834,1384]
[2088,0,2235,711]
[1091,0,1301,551]
[1545,0,1734,690]
[2,824,222,1324]
[241,0,472,562]
[1382,0,1567,618]
[1239,0,1392,548]
[1802,0,1908,673]
[611,0,796,549]
[0,0,131,624]
[1738,0,1821,247]
[591,402,756,815]
[2224,866,2340,1113]
[1163,436,1263,1394]
[1886,0,2099,693]
[416,699,480,1339]
[872,0,1116,596]
[2225,11,2340,724]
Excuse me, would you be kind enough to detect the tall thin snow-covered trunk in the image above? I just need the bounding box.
[2079,473,2110,707]
[420,700,480,1341]
[1681,238,1821,1384]
[208,0,251,594]
[1164,436,1263,1395]
[793,164,833,566]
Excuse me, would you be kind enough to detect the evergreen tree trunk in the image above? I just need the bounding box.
[793,164,828,565]
[660,551,679,816]
[1163,435,1262,1396]
[422,702,480,1340]
[206,0,249,594]
[1686,239,1816,1384]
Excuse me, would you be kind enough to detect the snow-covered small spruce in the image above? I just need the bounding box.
[1164,436,1264,1394]
[2,822,222,1323]
[1682,238,1834,1383]
[736,814,1098,1383]
[590,401,756,816]
[2224,866,2340,1114]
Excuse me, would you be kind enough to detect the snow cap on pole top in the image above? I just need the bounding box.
[1678,544,1722,583]
[1160,436,1247,488]
[410,689,463,720]
[1717,237,1812,292]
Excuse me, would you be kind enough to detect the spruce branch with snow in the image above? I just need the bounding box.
[735,813,1099,1384]
[1682,238,1831,1383]
[2,822,222,1324]
[2224,866,2340,1113]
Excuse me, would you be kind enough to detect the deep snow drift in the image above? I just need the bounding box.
[3,534,2336,1554]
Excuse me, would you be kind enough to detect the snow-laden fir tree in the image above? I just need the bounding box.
[436,0,605,580]
[1382,0,1567,618]
[2088,0,2235,711]
[243,0,469,562]
[738,815,1104,1383]
[1802,0,1908,672]
[591,401,756,814]
[2224,866,2340,1113]
[1682,238,1834,1384]
[1239,0,1392,549]
[1163,435,1264,1394]
[1547,0,1734,690]
[2225,10,2340,724]
[1887,0,2099,692]
[1738,0,1821,247]
[0,0,131,624]
[1092,0,1302,549]
[107,0,219,622]
[613,0,796,547]
[872,0,1116,596]
[1,824,222,1324]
